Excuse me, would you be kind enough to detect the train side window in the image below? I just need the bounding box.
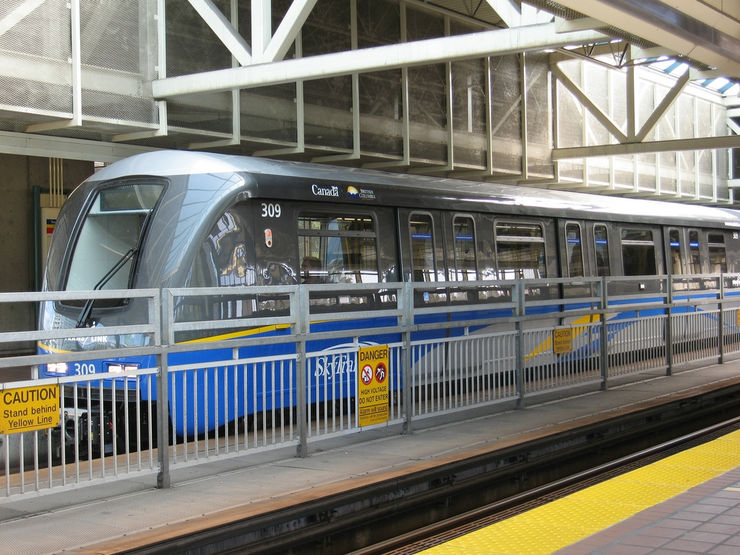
[620,228,656,276]
[181,205,257,323]
[708,233,726,273]
[565,222,584,277]
[298,213,378,283]
[452,215,477,281]
[410,213,437,282]
[594,224,610,277]
[668,228,683,274]
[494,221,546,279]
[689,230,701,273]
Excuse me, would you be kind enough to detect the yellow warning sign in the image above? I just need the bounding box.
[0,385,60,434]
[358,345,389,427]
[553,327,573,354]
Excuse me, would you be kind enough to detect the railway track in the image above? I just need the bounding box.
[361,416,740,554]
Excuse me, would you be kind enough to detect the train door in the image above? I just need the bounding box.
[664,227,686,276]
[686,228,702,274]
[722,229,740,274]
[443,213,479,281]
[591,223,613,279]
[557,220,591,299]
[397,208,446,303]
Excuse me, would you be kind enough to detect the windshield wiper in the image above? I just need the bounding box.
[74,210,153,328]
[75,247,137,328]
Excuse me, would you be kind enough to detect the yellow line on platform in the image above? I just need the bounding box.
[421,429,740,554]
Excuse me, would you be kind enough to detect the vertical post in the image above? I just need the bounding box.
[157,289,170,489]
[665,275,673,376]
[599,277,608,390]
[514,281,525,408]
[401,282,413,435]
[296,285,308,458]
[719,275,725,364]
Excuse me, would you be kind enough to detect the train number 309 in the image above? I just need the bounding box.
[74,363,97,375]
[261,202,282,218]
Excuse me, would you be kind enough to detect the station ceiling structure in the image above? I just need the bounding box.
[0,0,738,204]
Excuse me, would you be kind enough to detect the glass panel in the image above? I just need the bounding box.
[495,222,546,279]
[689,230,701,273]
[298,214,378,283]
[594,224,610,277]
[621,228,655,276]
[565,223,584,277]
[669,229,683,274]
[66,182,163,291]
[708,233,726,273]
[410,213,437,282]
[453,216,477,281]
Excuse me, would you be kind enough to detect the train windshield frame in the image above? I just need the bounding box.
[63,180,165,300]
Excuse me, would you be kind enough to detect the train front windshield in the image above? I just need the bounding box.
[39,182,164,369]
[65,183,163,292]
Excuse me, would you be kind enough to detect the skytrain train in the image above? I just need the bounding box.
[37,150,740,442]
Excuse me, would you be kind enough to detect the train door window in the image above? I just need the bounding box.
[594,224,610,277]
[668,228,683,274]
[708,233,727,273]
[688,230,701,273]
[565,222,584,277]
[298,213,378,283]
[452,215,477,281]
[494,221,546,279]
[620,228,656,276]
[410,213,437,282]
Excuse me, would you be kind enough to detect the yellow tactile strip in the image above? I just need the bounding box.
[421,429,740,555]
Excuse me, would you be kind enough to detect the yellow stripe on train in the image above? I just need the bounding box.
[37,322,293,354]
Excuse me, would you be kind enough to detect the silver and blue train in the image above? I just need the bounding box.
[37,150,740,440]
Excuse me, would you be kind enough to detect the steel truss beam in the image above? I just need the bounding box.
[551,47,740,160]
[152,22,607,97]
[552,135,740,160]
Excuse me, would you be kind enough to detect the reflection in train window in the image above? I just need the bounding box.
[410,213,437,282]
[453,216,477,281]
[298,213,378,283]
[565,222,584,277]
[689,230,701,273]
[187,208,255,288]
[621,228,656,276]
[182,206,257,322]
[594,224,610,277]
[708,233,726,273]
[669,228,683,274]
[494,222,546,279]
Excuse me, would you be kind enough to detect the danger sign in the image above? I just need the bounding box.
[0,384,60,434]
[357,345,390,427]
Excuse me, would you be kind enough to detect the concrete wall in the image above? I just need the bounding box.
[0,154,94,354]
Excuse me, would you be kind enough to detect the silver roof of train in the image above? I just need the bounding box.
[90,150,740,228]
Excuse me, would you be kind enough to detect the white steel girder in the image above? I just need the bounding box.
[152,19,607,97]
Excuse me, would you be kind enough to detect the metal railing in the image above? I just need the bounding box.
[2,274,740,498]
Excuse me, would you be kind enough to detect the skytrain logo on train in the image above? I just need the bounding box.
[313,341,378,379]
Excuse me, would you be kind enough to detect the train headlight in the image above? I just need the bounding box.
[106,362,139,374]
[46,362,68,375]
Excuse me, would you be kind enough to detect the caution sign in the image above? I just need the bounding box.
[552,327,573,354]
[358,345,389,427]
[0,385,60,434]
